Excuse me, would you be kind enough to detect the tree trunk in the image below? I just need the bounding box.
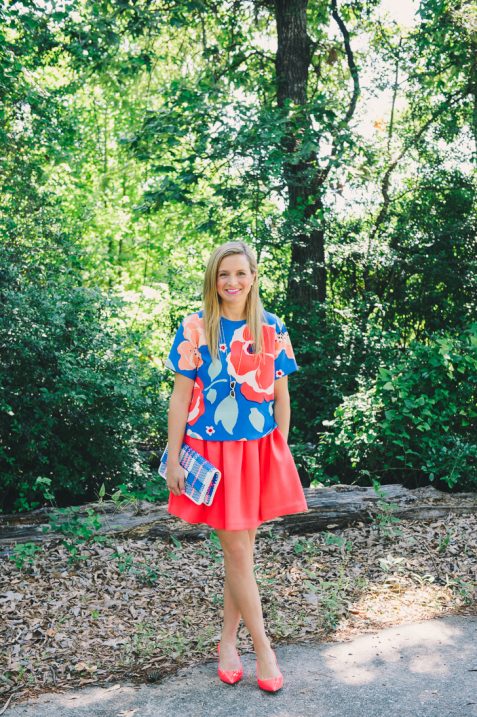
[274,0,326,306]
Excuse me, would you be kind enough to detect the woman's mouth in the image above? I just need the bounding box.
[225,289,241,294]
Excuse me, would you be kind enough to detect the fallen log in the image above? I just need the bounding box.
[0,484,476,554]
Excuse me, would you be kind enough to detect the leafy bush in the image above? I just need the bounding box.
[287,297,405,444]
[0,247,168,513]
[316,324,477,490]
[287,301,368,443]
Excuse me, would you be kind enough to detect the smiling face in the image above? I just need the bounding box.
[216,253,255,312]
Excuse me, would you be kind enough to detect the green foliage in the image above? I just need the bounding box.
[317,324,477,489]
[0,0,476,510]
[42,505,107,564]
[0,245,168,513]
[369,479,403,538]
[383,169,477,336]
[8,542,43,571]
[288,299,382,443]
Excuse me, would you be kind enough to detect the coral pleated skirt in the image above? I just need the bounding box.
[167,426,309,530]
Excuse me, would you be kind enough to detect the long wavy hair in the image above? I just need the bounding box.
[203,241,265,360]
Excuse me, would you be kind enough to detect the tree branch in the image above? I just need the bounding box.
[316,0,360,189]
[370,86,469,244]
[330,0,360,125]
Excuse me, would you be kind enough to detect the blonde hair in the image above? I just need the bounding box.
[203,241,265,360]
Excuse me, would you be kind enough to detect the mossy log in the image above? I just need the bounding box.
[1,484,476,554]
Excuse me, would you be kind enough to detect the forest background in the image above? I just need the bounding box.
[1,0,476,515]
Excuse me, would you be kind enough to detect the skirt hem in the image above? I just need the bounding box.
[167,502,309,531]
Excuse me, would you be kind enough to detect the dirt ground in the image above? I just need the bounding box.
[1,511,476,709]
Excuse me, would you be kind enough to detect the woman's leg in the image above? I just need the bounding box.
[218,528,257,670]
[216,528,280,680]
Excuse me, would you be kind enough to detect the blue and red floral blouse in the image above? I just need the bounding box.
[165,309,299,441]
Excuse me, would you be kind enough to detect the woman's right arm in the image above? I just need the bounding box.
[166,373,195,496]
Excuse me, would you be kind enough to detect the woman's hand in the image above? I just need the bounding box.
[166,460,186,496]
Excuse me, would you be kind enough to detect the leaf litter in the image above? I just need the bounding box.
[0,512,475,709]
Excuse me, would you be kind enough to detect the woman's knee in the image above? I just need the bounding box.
[216,529,252,565]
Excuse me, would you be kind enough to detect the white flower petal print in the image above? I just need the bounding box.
[206,388,217,403]
[208,357,222,380]
[186,428,202,438]
[249,407,265,432]
[214,394,239,435]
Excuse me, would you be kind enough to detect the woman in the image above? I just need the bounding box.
[165,241,309,692]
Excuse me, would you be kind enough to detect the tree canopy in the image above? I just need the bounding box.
[1,0,476,512]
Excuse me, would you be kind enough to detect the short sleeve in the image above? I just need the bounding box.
[165,317,199,381]
[274,317,299,380]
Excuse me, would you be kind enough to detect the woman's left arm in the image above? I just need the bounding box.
[273,375,291,442]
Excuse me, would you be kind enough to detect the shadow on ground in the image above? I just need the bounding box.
[6,615,477,717]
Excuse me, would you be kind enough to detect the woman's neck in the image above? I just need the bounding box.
[220,305,247,321]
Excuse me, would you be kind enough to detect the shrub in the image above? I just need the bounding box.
[316,324,477,490]
[0,249,168,513]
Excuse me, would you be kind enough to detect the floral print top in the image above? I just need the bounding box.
[165,309,299,441]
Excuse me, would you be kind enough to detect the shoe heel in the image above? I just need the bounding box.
[256,649,283,692]
[217,641,243,685]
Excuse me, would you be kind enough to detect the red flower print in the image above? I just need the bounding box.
[177,313,207,371]
[183,313,207,347]
[205,425,216,435]
[228,324,275,403]
[178,341,203,371]
[187,376,205,425]
[274,327,295,361]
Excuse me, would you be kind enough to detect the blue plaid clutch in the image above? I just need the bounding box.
[158,443,222,506]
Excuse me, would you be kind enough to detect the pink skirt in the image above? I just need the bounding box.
[167,426,309,530]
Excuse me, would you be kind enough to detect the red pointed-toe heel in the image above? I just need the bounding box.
[256,649,283,693]
[217,641,243,685]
